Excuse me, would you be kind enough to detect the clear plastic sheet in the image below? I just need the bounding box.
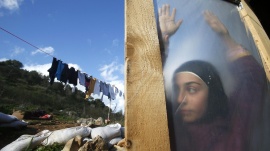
[154,0,270,150]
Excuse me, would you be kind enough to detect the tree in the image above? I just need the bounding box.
[0,60,23,69]
[26,71,43,85]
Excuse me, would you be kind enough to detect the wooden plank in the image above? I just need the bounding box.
[239,1,270,81]
[124,0,171,150]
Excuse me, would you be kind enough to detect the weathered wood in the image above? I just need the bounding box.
[239,1,270,81]
[124,0,171,150]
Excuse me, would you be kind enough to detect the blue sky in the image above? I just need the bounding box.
[0,0,125,113]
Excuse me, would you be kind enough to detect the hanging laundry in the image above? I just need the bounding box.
[47,57,124,101]
[100,81,105,93]
[101,93,104,102]
[103,83,110,99]
[47,57,59,85]
[109,85,116,100]
[55,60,64,81]
[68,67,78,86]
[88,77,96,95]
[114,87,119,96]
[93,79,101,96]
[85,76,95,99]
[60,63,69,84]
[99,81,105,101]
[85,74,90,92]
[78,70,86,86]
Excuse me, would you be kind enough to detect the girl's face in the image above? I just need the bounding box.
[175,72,209,123]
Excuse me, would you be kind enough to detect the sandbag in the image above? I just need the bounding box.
[0,130,51,151]
[62,135,83,151]
[108,137,123,148]
[78,135,109,151]
[41,126,92,146]
[91,123,121,142]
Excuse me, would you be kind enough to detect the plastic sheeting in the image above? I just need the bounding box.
[155,0,270,151]
[91,123,122,142]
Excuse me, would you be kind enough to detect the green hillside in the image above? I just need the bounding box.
[0,59,124,123]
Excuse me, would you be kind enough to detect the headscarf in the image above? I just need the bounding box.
[172,60,228,122]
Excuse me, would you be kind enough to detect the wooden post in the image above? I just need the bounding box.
[239,1,270,81]
[125,0,171,150]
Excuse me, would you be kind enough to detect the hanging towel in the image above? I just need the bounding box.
[109,85,116,100]
[100,81,105,93]
[88,77,96,95]
[93,80,101,96]
[103,83,110,99]
[78,71,86,86]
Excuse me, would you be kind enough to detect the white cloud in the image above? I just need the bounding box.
[11,46,24,56]
[0,58,8,62]
[0,0,23,11]
[68,63,82,71]
[99,61,124,81]
[23,63,51,76]
[31,46,54,56]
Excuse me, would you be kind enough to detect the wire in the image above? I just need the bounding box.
[0,26,54,58]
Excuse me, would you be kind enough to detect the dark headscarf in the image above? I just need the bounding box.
[172,60,228,122]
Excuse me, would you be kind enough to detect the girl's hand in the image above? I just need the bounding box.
[159,4,182,43]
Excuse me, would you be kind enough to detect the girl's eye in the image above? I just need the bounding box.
[187,87,196,94]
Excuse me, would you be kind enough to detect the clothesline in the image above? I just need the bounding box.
[0,26,124,102]
[47,57,124,101]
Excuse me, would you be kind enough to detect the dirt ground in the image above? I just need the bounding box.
[0,119,79,149]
